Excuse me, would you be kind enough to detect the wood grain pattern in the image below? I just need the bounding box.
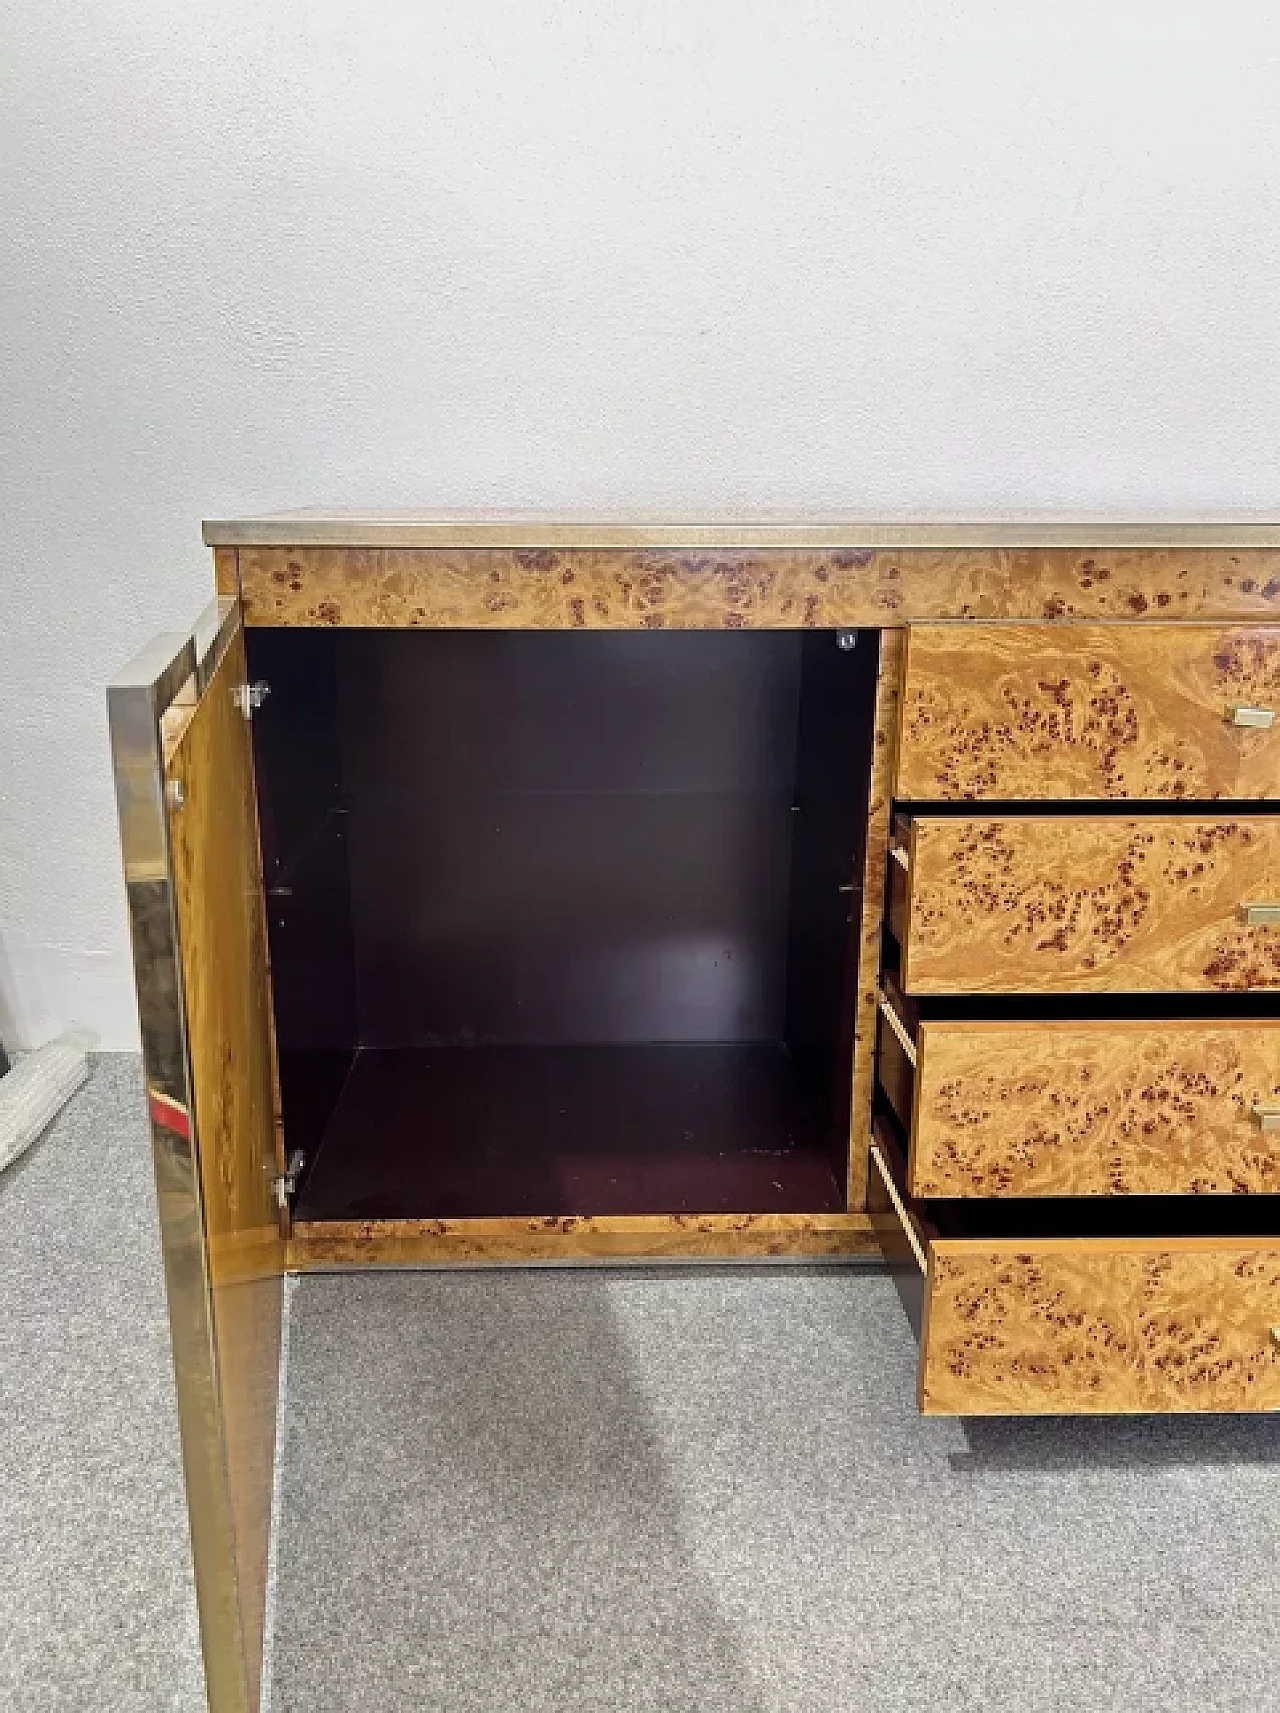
[897,622,1280,799]
[287,1211,876,1268]
[213,546,239,598]
[907,1019,1280,1196]
[901,815,1280,994]
[236,546,1280,630]
[244,718,289,1238]
[922,1239,1280,1414]
[166,629,282,1711]
[846,630,902,1208]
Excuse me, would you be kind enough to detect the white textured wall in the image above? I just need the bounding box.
[1,1,1278,1047]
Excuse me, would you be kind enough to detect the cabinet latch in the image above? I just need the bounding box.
[273,1149,306,1209]
[233,680,271,718]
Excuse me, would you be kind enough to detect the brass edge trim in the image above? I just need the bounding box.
[193,596,240,693]
[202,516,1280,550]
[107,606,253,1713]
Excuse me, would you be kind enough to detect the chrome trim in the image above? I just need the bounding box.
[107,596,252,1713]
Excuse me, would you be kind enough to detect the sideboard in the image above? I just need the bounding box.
[109,514,1280,1713]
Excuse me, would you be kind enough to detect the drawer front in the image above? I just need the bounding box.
[897,622,1280,801]
[898,815,1280,994]
[901,1018,1280,1197]
[922,1238,1280,1415]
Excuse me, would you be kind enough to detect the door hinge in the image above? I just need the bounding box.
[233,680,270,718]
[273,1149,306,1209]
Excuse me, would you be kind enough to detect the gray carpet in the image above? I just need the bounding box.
[5,1057,1279,1712]
[272,1268,1280,1713]
[0,1055,205,1712]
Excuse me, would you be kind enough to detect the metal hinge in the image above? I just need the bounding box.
[233,680,270,718]
[273,1149,306,1209]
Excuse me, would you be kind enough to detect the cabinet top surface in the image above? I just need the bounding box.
[203,508,1280,550]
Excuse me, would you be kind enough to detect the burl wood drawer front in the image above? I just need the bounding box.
[884,1015,1280,1197]
[868,1141,1280,1415]
[922,1239,1280,1415]
[892,815,1280,994]
[896,623,1280,800]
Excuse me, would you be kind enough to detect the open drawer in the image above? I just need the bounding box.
[888,813,1280,994]
[875,989,1280,1197]
[868,1128,1280,1415]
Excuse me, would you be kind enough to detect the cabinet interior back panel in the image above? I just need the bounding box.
[337,630,807,1048]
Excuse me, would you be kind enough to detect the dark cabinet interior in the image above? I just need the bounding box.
[247,627,879,1220]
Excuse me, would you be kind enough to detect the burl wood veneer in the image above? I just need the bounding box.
[896,815,1280,994]
[897,622,1280,800]
[162,629,283,1711]
[202,517,1280,1269]
[230,544,1280,631]
[921,1240,1280,1415]
[845,627,903,1206]
[902,1019,1280,1197]
[288,1210,876,1268]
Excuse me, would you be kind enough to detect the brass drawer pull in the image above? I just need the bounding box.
[1271,1328,1280,1350]
[1226,703,1276,730]
[1240,902,1280,926]
[1253,1105,1280,1133]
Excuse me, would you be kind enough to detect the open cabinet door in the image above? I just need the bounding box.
[109,598,283,1713]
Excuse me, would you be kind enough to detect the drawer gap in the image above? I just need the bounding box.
[872,1117,1280,1242]
[890,988,1280,1023]
[928,1184,1280,1242]
[893,800,1280,821]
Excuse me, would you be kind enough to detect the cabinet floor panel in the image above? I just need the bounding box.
[296,1044,845,1220]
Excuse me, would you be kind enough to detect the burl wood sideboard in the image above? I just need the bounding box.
[110,513,1280,1713]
